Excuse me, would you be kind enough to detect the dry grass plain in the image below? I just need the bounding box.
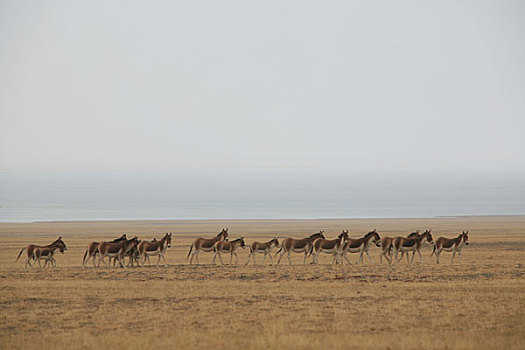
[0,216,524,349]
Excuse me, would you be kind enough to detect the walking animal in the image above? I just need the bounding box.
[137,233,172,267]
[276,231,325,265]
[245,237,279,266]
[17,237,67,269]
[391,229,433,264]
[187,229,229,265]
[338,230,381,265]
[212,237,246,265]
[82,234,127,268]
[98,237,139,268]
[431,231,469,264]
[312,230,348,266]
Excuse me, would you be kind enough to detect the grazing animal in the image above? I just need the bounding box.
[245,237,280,266]
[137,233,172,267]
[82,234,127,268]
[431,231,469,264]
[338,230,381,265]
[187,229,229,265]
[17,237,67,269]
[391,229,433,264]
[212,237,246,265]
[312,230,348,266]
[276,231,325,266]
[98,237,139,268]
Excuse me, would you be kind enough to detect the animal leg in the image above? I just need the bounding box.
[417,249,423,263]
[288,252,292,266]
[218,253,225,266]
[451,251,456,264]
[268,253,274,266]
[211,251,218,265]
[366,250,374,264]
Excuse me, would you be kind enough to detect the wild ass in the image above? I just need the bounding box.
[338,230,381,265]
[82,234,127,268]
[137,233,172,267]
[379,230,420,264]
[17,237,67,269]
[212,237,246,265]
[312,231,348,266]
[431,231,469,264]
[244,237,279,266]
[187,229,229,265]
[276,231,325,266]
[391,229,433,264]
[98,237,139,268]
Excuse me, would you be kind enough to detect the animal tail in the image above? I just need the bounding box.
[431,244,436,256]
[16,247,26,261]
[276,244,283,255]
[82,247,89,266]
[186,243,193,259]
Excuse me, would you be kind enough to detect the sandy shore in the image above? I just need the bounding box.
[0,216,524,349]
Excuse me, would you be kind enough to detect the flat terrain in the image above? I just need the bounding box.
[1,216,524,349]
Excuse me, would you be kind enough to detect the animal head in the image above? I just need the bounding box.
[338,230,349,242]
[55,237,67,253]
[423,229,434,244]
[218,228,229,241]
[371,229,381,246]
[462,231,469,245]
[166,232,172,248]
[270,237,279,247]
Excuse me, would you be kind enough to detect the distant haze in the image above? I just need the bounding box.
[1,1,524,173]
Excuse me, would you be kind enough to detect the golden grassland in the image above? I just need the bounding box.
[0,216,524,349]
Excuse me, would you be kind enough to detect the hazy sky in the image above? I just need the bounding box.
[1,1,524,173]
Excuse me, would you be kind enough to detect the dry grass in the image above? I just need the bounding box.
[0,216,524,349]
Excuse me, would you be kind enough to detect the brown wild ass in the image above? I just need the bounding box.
[392,229,433,264]
[187,229,229,265]
[338,230,381,265]
[82,234,127,268]
[17,237,67,269]
[312,231,348,266]
[244,237,279,266]
[98,237,139,268]
[137,233,172,267]
[431,231,469,264]
[276,231,325,266]
[379,230,420,264]
[212,237,246,265]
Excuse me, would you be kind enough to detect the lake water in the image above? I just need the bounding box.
[0,169,524,222]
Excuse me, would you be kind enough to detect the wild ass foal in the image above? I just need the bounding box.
[245,237,279,266]
[392,229,433,264]
[187,229,229,265]
[17,237,67,269]
[82,234,127,268]
[212,237,246,265]
[338,230,381,265]
[431,231,469,264]
[98,237,139,268]
[137,233,172,267]
[312,231,348,266]
[276,231,325,265]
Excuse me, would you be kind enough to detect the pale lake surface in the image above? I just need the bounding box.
[0,169,524,222]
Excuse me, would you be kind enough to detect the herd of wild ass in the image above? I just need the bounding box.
[16,228,470,269]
